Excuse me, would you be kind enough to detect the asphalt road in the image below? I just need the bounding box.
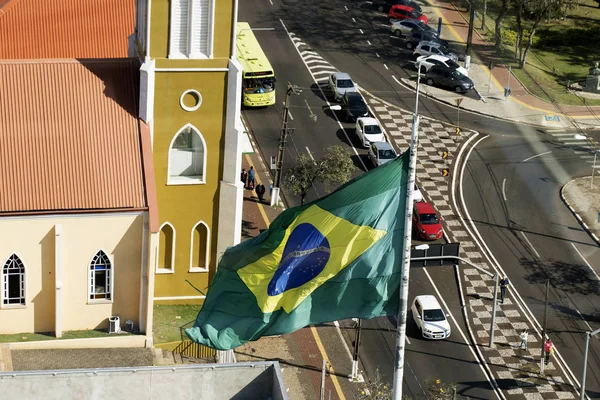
[461,130,600,396]
[240,0,496,396]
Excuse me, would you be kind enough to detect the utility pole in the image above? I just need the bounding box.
[464,0,476,70]
[392,62,422,400]
[271,82,300,206]
[540,279,550,374]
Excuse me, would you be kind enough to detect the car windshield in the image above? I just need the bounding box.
[420,22,435,31]
[420,213,439,224]
[451,69,466,78]
[379,149,396,159]
[337,79,354,88]
[364,125,382,135]
[423,309,445,322]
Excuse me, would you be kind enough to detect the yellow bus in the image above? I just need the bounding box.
[236,22,276,107]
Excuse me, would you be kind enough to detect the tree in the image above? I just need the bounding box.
[283,145,356,205]
[494,0,512,50]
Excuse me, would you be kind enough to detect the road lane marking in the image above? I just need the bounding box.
[279,19,368,172]
[383,64,388,70]
[269,0,273,4]
[310,326,347,400]
[352,17,356,22]
[344,5,348,10]
[520,231,541,258]
[306,146,316,162]
[523,151,551,162]
[359,29,364,34]
[571,243,600,282]
[502,179,507,202]
[367,40,371,45]
[375,53,380,58]
[392,75,401,85]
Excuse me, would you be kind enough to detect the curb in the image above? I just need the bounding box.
[560,181,600,246]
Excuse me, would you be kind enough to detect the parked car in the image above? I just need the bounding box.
[388,4,428,24]
[390,18,435,37]
[355,117,386,148]
[413,201,443,240]
[404,30,448,50]
[340,92,369,122]
[368,141,397,167]
[413,41,458,61]
[327,72,357,102]
[373,0,422,13]
[425,66,474,93]
[416,55,468,76]
[413,184,423,202]
[411,295,451,339]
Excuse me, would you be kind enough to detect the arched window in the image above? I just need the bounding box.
[168,124,206,184]
[190,221,210,272]
[89,250,112,301]
[158,222,175,272]
[2,254,25,306]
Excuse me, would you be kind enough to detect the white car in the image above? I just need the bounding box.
[413,41,458,61]
[413,184,423,202]
[368,141,397,167]
[355,117,385,148]
[415,55,468,76]
[327,72,357,102]
[411,295,451,339]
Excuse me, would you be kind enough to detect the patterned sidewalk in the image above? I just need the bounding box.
[0,345,13,372]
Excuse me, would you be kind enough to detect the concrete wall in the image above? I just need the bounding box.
[0,362,288,400]
[0,212,144,334]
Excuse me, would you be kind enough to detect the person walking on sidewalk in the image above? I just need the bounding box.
[247,166,255,190]
[500,276,510,304]
[519,329,528,350]
[544,338,554,363]
[255,182,266,203]
[240,168,248,188]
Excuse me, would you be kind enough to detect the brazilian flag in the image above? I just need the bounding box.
[186,152,409,350]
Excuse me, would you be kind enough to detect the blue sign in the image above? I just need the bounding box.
[545,115,561,122]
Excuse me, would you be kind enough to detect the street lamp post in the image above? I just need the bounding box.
[581,327,600,400]
[271,82,301,206]
[236,27,275,38]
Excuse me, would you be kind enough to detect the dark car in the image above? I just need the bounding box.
[372,0,422,14]
[340,92,369,122]
[404,30,448,50]
[388,4,428,24]
[425,66,474,93]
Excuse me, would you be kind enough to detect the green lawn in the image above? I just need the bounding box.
[153,304,202,344]
[0,329,134,343]
[469,0,600,106]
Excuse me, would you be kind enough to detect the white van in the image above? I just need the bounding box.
[411,295,451,339]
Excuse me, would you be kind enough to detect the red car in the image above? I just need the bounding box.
[388,4,428,24]
[413,201,443,240]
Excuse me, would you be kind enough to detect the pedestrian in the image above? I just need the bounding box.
[519,329,528,350]
[256,182,266,203]
[544,338,554,363]
[240,168,248,188]
[500,276,510,304]
[247,166,255,189]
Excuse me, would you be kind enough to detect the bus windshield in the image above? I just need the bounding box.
[243,77,276,94]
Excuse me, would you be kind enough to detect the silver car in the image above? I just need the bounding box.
[368,141,398,167]
[390,18,434,38]
[327,72,357,102]
[413,41,458,61]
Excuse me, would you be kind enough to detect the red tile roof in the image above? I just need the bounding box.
[0,0,134,59]
[0,59,146,213]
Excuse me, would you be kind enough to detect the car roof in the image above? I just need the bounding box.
[333,72,352,80]
[418,41,443,48]
[415,295,442,310]
[373,141,394,151]
[423,54,451,62]
[357,117,379,125]
[345,91,363,99]
[414,201,437,214]
[391,4,415,10]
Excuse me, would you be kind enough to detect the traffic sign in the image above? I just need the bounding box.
[455,127,461,135]
[442,168,449,177]
[441,151,448,159]
[455,98,464,107]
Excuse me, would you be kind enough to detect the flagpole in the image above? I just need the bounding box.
[391,63,422,400]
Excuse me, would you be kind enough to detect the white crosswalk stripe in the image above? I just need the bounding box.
[289,31,338,84]
[547,130,600,163]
